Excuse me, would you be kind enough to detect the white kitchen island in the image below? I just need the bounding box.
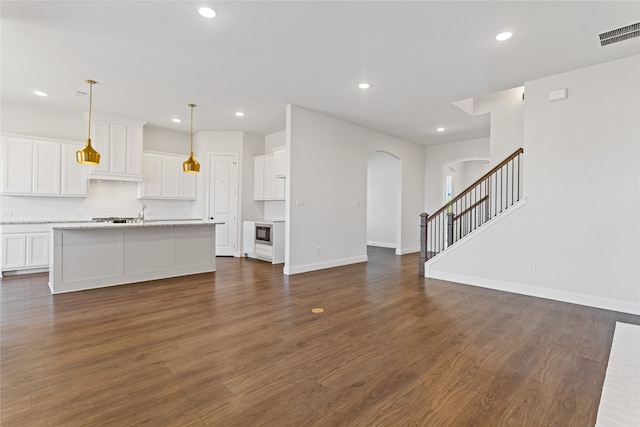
[49,221,221,294]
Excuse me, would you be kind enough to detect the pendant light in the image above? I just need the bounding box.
[76,79,101,165]
[183,103,200,173]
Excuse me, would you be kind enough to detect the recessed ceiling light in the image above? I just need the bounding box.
[172,118,181,123]
[34,90,48,97]
[198,7,216,18]
[358,83,370,89]
[496,31,513,41]
[235,112,245,117]
[437,127,446,132]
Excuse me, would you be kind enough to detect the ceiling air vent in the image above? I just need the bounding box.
[598,22,640,46]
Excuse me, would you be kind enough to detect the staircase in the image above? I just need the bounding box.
[419,148,524,276]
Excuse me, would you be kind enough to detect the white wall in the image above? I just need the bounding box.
[1,103,86,141]
[285,105,425,275]
[470,87,524,166]
[367,151,400,248]
[144,126,189,154]
[424,138,490,214]
[427,56,640,315]
[265,130,286,151]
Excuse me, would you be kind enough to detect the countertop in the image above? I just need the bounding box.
[0,218,206,225]
[52,220,222,230]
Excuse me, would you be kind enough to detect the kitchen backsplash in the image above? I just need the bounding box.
[264,200,285,220]
[1,180,195,221]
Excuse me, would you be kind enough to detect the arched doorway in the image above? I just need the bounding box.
[442,157,490,205]
[367,151,401,252]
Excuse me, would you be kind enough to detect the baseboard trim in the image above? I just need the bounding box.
[427,271,640,315]
[397,246,419,255]
[367,241,396,249]
[284,255,368,275]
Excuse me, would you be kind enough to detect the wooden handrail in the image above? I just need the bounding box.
[453,195,489,221]
[429,148,523,220]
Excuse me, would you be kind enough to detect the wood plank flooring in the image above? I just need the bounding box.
[2,247,638,426]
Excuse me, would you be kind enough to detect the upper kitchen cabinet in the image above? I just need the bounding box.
[89,114,145,182]
[254,153,285,201]
[0,135,87,197]
[1,137,32,194]
[273,146,286,178]
[138,152,196,200]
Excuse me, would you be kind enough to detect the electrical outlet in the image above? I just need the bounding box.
[1,211,12,217]
[528,264,536,274]
[316,246,321,255]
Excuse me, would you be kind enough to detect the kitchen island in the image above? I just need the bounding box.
[49,220,221,294]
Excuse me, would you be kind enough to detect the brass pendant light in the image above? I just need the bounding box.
[183,103,200,173]
[76,79,101,165]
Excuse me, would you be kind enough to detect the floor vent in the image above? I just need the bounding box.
[599,22,640,46]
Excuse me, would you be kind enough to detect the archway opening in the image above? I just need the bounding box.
[367,151,401,251]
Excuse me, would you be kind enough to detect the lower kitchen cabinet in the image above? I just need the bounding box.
[242,220,285,264]
[1,234,26,269]
[1,225,50,274]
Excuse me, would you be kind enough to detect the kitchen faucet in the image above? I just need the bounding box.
[138,204,147,223]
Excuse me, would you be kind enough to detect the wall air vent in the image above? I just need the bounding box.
[598,22,640,46]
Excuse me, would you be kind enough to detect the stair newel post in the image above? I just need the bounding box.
[419,212,429,276]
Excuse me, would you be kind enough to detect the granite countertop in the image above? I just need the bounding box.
[51,220,222,230]
[0,218,206,225]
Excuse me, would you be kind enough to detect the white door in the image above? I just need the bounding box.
[208,154,239,256]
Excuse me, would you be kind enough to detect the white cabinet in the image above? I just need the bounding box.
[242,220,255,255]
[1,224,50,273]
[33,141,61,195]
[0,136,87,197]
[138,152,196,200]
[162,156,181,198]
[242,220,285,264]
[273,146,286,177]
[1,137,33,194]
[263,155,275,198]
[26,233,49,267]
[89,115,145,182]
[2,234,26,269]
[140,154,163,197]
[61,144,89,196]
[254,154,285,201]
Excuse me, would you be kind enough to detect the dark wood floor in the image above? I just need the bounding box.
[1,247,638,426]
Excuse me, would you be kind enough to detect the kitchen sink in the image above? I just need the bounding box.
[92,217,140,223]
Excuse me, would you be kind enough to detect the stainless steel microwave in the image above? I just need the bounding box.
[255,223,272,245]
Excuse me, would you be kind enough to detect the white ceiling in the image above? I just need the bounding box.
[1,1,639,145]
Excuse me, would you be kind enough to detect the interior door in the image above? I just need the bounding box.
[208,154,239,256]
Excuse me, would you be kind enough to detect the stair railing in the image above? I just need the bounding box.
[419,148,524,276]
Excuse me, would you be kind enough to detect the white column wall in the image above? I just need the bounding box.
[285,105,424,275]
[426,56,640,315]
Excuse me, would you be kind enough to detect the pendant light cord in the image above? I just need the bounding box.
[86,80,95,140]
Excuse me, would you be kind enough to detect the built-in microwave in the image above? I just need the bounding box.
[255,223,272,245]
